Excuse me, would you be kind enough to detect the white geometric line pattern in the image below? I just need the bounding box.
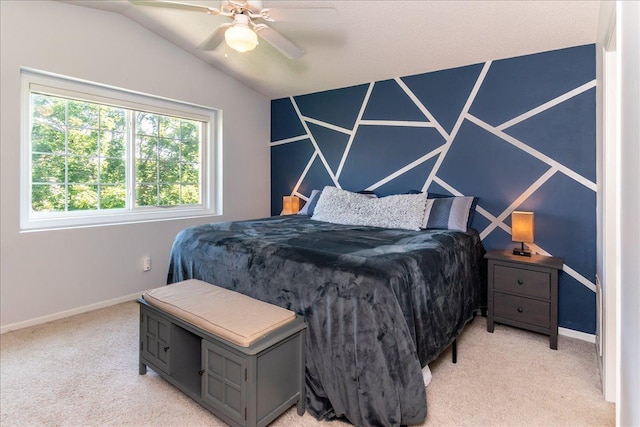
[467,114,597,191]
[303,116,353,135]
[292,151,318,197]
[336,83,375,179]
[271,58,597,299]
[398,61,492,192]
[269,134,308,146]
[496,80,596,131]
[359,120,435,128]
[394,77,450,139]
[289,97,340,187]
[478,167,559,240]
[366,148,444,192]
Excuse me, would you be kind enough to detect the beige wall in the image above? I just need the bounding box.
[0,1,271,329]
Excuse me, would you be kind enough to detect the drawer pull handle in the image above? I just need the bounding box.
[517,279,524,285]
[517,307,523,313]
[163,346,170,352]
[198,370,204,376]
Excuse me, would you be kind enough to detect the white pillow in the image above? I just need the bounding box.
[312,186,427,231]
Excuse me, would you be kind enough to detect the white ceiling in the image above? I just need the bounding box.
[63,0,602,99]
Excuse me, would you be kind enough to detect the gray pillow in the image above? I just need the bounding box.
[312,186,427,231]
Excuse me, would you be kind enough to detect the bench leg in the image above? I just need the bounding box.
[139,362,147,375]
[297,397,305,416]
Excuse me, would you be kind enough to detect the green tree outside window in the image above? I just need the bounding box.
[30,93,202,213]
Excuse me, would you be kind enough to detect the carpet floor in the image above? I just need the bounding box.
[0,301,614,426]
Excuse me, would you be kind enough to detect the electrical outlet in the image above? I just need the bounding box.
[143,257,151,272]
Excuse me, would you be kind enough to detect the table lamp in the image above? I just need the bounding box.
[282,195,300,215]
[512,211,534,257]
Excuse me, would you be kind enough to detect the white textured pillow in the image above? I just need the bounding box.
[312,186,427,231]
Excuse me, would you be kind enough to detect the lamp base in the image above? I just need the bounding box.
[513,247,532,257]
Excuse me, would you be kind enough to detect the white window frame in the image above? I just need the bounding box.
[20,68,222,232]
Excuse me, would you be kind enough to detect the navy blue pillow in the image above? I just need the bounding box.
[404,190,478,229]
[425,193,479,229]
[427,192,450,199]
[297,189,322,216]
[357,190,378,198]
[467,197,479,228]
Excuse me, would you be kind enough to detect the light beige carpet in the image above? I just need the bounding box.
[0,301,614,426]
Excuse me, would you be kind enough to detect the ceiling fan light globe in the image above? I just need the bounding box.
[225,24,258,53]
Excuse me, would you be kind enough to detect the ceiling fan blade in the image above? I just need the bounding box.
[198,24,230,51]
[130,0,220,14]
[255,25,305,59]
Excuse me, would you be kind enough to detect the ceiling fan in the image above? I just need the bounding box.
[131,0,316,59]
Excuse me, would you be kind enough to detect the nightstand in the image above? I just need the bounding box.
[485,250,564,349]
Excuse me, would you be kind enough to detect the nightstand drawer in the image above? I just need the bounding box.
[494,292,550,327]
[494,265,550,299]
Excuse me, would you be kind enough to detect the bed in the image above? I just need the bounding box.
[167,211,486,426]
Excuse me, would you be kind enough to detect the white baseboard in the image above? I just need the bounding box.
[1,296,600,345]
[0,292,141,334]
[559,327,596,343]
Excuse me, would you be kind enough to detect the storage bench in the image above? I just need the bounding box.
[138,279,306,427]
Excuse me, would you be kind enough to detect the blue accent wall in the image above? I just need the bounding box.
[270,44,596,334]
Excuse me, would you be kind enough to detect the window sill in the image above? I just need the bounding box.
[20,207,219,232]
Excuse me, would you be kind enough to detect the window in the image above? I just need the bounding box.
[21,69,220,231]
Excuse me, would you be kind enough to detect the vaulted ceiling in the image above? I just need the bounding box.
[63,1,602,99]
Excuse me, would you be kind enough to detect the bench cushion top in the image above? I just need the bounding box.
[143,279,296,347]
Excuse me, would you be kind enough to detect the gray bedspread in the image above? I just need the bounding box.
[167,215,486,426]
